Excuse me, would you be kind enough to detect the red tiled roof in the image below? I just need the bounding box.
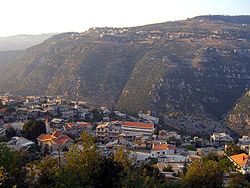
[0,108,7,113]
[123,121,154,129]
[230,153,249,167]
[3,124,12,129]
[67,123,75,128]
[37,134,53,141]
[37,131,73,146]
[152,143,176,151]
[52,135,72,146]
[77,122,92,128]
[37,134,46,140]
[52,130,62,138]
[64,123,75,130]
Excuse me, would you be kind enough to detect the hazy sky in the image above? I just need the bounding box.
[1,0,250,37]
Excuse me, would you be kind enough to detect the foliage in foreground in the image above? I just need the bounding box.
[1,133,250,188]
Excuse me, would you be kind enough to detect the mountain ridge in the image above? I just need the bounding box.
[0,15,249,135]
[0,33,57,51]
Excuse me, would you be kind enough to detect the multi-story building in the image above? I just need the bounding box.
[96,122,121,143]
[210,132,234,145]
[121,121,155,137]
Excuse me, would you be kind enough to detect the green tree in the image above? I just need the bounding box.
[5,127,16,140]
[182,159,223,188]
[90,108,104,122]
[60,132,103,187]
[218,157,236,173]
[22,120,46,140]
[227,173,250,188]
[0,143,26,187]
[185,144,196,151]
[25,157,61,187]
[114,146,132,171]
[0,136,9,143]
[202,152,221,162]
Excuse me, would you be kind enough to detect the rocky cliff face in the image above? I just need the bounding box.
[0,16,249,135]
[226,90,250,136]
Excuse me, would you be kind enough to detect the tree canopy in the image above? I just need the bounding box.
[182,158,224,188]
[22,120,46,140]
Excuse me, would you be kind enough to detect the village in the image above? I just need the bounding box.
[0,94,250,179]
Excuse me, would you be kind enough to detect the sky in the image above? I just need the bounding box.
[0,0,250,37]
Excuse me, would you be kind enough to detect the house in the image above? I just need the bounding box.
[37,131,73,153]
[151,143,176,158]
[76,108,89,120]
[118,133,137,144]
[157,154,191,163]
[63,122,92,135]
[7,137,34,150]
[6,122,25,132]
[50,118,64,131]
[138,112,159,124]
[96,122,121,143]
[0,128,6,137]
[113,111,126,119]
[238,136,250,152]
[196,147,220,156]
[158,130,181,140]
[15,112,28,122]
[61,110,75,120]
[99,107,111,115]
[133,136,152,149]
[130,151,151,166]
[121,121,155,137]
[210,132,234,145]
[229,153,250,174]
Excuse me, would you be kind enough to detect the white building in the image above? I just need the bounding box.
[138,113,159,124]
[121,121,155,137]
[238,136,250,152]
[96,122,121,142]
[210,132,233,144]
[7,137,34,150]
[157,154,191,163]
[151,143,176,158]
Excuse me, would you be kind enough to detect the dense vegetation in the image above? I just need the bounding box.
[1,133,249,188]
[0,133,180,188]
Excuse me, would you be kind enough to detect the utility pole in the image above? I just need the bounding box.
[58,146,61,167]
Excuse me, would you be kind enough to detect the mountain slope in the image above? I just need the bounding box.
[226,90,250,136]
[192,15,250,24]
[0,50,23,83]
[0,33,57,51]
[0,16,249,136]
